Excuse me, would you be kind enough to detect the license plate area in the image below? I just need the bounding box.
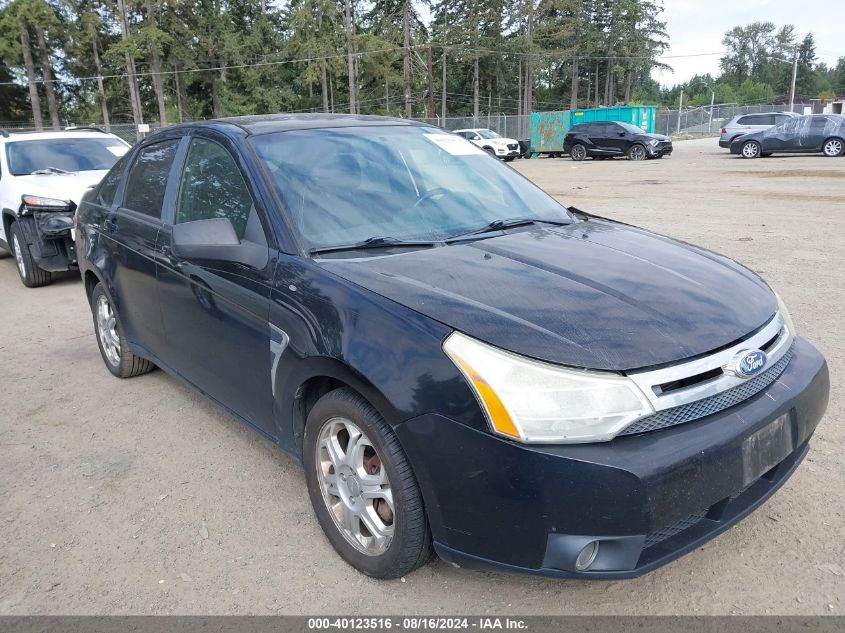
[742,412,794,486]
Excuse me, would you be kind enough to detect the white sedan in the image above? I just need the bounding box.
[453,128,521,161]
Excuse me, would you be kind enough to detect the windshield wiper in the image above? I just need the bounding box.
[446,217,571,242]
[309,236,439,255]
[30,166,72,175]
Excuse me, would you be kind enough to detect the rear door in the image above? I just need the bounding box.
[587,122,615,154]
[801,116,831,150]
[156,132,276,435]
[108,137,182,357]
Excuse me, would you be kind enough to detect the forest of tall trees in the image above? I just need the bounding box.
[0,0,672,127]
[0,0,842,128]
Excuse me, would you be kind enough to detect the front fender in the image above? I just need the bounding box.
[270,257,487,458]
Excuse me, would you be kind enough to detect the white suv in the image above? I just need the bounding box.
[0,127,130,287]
[453,128,521,161]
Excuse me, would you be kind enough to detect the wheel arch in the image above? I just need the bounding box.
[283,357,405,460]
[823,135,844,155]
[2,209,16,241]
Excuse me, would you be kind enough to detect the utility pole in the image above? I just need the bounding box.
[789,47,799,113]
[403,0,412,118]
[344,0,357,114]
[441,47,447,121]
[427,44,435,119]
[708,88,715,134]
[677,89,683,135]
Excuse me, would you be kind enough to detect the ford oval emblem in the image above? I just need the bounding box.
[731,349,768,379]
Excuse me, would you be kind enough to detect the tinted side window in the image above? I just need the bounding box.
[175,138,254,239]
[97,153,130,206]
[737,116,755,125]
[122,139,179,218]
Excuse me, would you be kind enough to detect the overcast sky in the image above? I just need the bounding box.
[653,0,844,87]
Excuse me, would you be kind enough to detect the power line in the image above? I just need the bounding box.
[0,44,731,87]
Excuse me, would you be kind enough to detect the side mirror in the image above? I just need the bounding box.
[618,132,626,137]
[172,217,268,269]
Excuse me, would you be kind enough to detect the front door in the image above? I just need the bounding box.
[156,133,277,435]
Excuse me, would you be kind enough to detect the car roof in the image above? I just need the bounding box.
[201,113,429,136]
[730,112,798,121]
[453,128,489,133]
[0,128,126,142]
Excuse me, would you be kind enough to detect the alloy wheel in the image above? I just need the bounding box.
[742,141,760,158]
[629,144,646,161]
[571,145,586,161]
[12,234,26,277]
[823,138,843,157]
[96,294,121,367]
[315,417,394,556]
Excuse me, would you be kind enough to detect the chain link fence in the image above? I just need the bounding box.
[415,115,532,140]
[1,104,822,144]
[656,103,816,137]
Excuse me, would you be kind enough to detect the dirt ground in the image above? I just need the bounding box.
[0,138,843,615]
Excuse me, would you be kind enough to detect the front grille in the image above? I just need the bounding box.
[621,344,794,436]
[644,510,708,549]
[507,143,518,150]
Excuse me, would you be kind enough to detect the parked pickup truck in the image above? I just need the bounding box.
[0,127,130,287]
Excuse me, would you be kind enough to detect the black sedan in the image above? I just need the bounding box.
[730,114,845,158]
[75,114,828,580]
[564,120,673,161]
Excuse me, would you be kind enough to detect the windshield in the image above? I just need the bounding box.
[6,137,130,175]
[477,129,499,139]
[250,126,571,251]
[616,122,646,134]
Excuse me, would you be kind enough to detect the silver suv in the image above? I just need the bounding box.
[719,112,800,148]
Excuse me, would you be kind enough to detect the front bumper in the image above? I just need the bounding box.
[647,143,673,157]
[397,336,829,578]
[494,146,522,158]
[17,214,77,272]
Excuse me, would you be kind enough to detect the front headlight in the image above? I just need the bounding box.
[443,332,654,444]
[21,194,72,212]
[774,291,797,336]
[649,139,660,146]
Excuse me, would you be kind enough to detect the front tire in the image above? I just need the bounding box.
[822,137,844,157]
[741,140,762,159]
[303,388,432,579]
[570,144,587,161]
[90,283,154,378]
[9,222,51,288]
[627,144,647,161]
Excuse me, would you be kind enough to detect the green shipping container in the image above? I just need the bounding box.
[530,106,657,154]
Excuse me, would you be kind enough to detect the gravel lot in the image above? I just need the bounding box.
[0,138,842,615]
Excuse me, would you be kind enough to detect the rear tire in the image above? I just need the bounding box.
[822,137,844,157]
[90,282,154,378]
[303,387,432,579]
[9,222,51,288]
[741,140,761,159]
[570,144,587,161]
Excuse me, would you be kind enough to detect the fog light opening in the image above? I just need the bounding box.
[575,541,599,571]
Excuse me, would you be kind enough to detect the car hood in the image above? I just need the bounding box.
[319,219,777,371]
[13,170,109,207]
[643,133,671,142]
